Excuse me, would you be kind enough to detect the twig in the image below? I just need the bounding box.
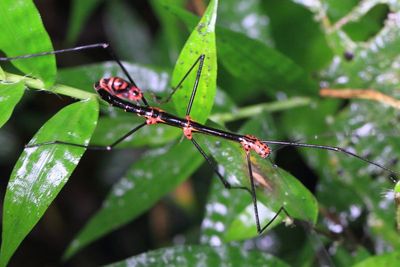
[320,88,400,110]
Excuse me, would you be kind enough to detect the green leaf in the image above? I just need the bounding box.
[150,0,186,65]
[171,0,218,123]
[170,4,318,97]
[218,0,274,46]
[0,99,98,267]
[353,252,400,267]
[0,67,5,80]
[104,1,152,64]
[58,62,171,97]
[0,82,25,128]
[198,117,317,242]
[217,27,318,96]
[66,0,103,44]
[63,140,204,260]
[342,4,389,42]
[91,115,180,148]
[263,0,333,71]
[280,0,400,254]
[0,0,55,87]
[396,181,400,232]
[105,244,290,267]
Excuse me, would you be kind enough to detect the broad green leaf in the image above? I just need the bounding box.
[0,0,55,87]
[263,0,333,72]
[0,99,98,267]
[66,0,104,44]
[64,141,203,260]
[171,0,218,123]
[198,117,317,242]
[353,252,400,267]
[91,115,180,148]
[171,5,318,97]
[280,0,400,254]
[0,82,25,128]
[105,244,290,267]
[217,27,317,97]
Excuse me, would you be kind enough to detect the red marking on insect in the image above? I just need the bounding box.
[183,116,195,140]
[144,107,165,125]
[240,135,271,158]
[97,77,143,102]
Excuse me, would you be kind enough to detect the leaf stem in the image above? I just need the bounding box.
[209,97,311,123]
[3,71,312,123]
[3,72,96,100]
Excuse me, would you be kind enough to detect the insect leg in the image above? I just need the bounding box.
[245,152,292,233]
[191,137,250,193]
[153,54,205,110]
[26,121,147,151]
[0,43,150,106]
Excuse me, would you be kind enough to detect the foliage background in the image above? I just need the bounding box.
[0,0,399,266]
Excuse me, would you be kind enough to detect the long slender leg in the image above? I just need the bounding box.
[245,152,292,233]
[191,137,250,193]
[153,54,205,108]
[185,54,205,116]
[26,121,147,151]
[0,43,149,106]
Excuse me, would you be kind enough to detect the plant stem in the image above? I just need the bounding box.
[209,97,311,123]
[3,71,311,123]
[3,72,96,100]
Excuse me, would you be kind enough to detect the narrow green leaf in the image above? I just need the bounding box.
[396,181,400,232]
[64,141,203,260]
[0,67,4,80]
[150,0,186,64]
[104,1,152,64]
[66,0,103,44]
[0,99,98,267]
[0,82,25,128]
[171,0,218,123]
[0,0,55,87]
[105,244,290,267]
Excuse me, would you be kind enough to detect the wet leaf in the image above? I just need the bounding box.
[105,244,290,267]
[0,82,25,128]
[0,99,98,266]
[63,140,203,260]
[198,116,317,242]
